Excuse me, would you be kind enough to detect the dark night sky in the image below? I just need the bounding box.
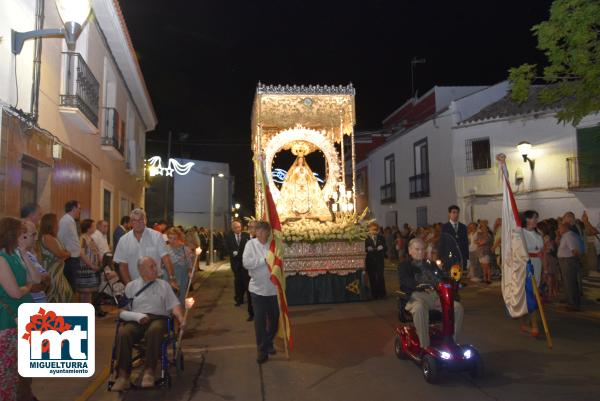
[119,0,553,212]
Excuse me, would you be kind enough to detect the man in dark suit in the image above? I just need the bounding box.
[113,216,131,251]
[225,220,253,320]
[365,221,388,299]
[439,205,469,271]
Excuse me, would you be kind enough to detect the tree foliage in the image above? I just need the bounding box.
[509,0,600,124]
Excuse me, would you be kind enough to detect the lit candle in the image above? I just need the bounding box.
[185,297,195,309]
[195,247,202,255]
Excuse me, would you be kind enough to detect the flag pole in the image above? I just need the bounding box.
[530,274,553,349]
[280,291,290,359]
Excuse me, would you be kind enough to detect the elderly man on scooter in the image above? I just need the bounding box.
[397,238,464,349]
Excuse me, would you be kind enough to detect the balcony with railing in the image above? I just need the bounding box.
[380,182,396,204]
[409,173,430,199]
[101,107,125,160]
[567,157,600,189]
[59,52,99,132]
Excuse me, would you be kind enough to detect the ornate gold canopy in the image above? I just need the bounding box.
[252,83,356,151]
[252,83,357,220]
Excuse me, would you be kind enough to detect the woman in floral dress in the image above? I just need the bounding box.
[38,213,73,303]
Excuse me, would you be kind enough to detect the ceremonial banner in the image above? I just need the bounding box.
[499,159,538,318]
[256,158,293,350]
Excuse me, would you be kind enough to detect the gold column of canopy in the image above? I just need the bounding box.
[251,83,356,220]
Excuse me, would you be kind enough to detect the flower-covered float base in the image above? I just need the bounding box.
[280,219,369,305]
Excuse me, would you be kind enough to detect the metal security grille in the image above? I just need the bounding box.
[466,137,491,172]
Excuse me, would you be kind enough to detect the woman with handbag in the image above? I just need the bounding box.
[0,217,42,401]
[78,219,103,315]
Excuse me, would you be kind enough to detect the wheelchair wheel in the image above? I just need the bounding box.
[394,335,407,360]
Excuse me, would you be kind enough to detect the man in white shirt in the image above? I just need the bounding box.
[113,208,178,290]
[557,223,582,310]
[111,257,185,391]
[57,200,82,290]
[243,221,279,364]
[91,219,111,257]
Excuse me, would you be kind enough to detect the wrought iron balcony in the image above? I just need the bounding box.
[567,157,600,189]
[101,107,125,160]
[409,173,430,199]
[380,182,396,204]
[60,52,99,129]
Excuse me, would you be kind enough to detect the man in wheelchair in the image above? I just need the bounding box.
[397,238,464,349]
[111,256,185,391]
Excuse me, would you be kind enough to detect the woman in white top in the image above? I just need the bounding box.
[520,210,544,337]
[242,221,279,364]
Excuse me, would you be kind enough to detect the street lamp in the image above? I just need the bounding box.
[12,0,92,54]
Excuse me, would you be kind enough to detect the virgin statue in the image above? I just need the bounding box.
[277,142,332,222]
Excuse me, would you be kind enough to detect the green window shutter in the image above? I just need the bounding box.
[576,126,600,187]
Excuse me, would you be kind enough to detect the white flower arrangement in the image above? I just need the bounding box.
[282,216,369,244]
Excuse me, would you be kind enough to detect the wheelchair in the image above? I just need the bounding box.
[107,315,184,391]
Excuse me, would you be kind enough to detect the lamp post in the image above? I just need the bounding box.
[12,0,92,54]
[208,172,225,265]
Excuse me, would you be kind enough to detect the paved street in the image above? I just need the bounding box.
[35,262,600,401]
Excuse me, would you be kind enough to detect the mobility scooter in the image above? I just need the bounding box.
[394,234,484,383]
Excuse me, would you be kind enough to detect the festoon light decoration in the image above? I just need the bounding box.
[146,156,195,177]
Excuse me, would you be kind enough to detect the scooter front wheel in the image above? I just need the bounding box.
[394,335,407,359]
[422,354,440,384]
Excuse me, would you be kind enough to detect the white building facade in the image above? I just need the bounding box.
[0,0,155,234]
[453,87,600,223]
[363,83,509,227]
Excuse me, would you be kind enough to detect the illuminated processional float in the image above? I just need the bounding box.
[252,83,369,305]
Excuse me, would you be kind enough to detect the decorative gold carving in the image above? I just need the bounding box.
[282,240,365,277]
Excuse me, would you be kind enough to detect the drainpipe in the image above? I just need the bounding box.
[30,0,44,122]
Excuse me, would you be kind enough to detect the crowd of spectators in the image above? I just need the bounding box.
[379,209,599,307]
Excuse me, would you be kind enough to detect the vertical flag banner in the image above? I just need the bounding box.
[498,155,538,318]
[256,157,293,351]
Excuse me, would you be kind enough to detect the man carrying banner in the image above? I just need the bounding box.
[243,221,279,364]
[521,210,544,337]
[497,154,552,348]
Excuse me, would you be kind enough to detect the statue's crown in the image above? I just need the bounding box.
[291,142,311,156]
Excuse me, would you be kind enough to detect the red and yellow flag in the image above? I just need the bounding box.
[256,158,293,350]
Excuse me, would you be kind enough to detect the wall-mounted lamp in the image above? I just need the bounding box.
[52,143,63,159]
[516,141,535,170]
[11,0,91,55]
